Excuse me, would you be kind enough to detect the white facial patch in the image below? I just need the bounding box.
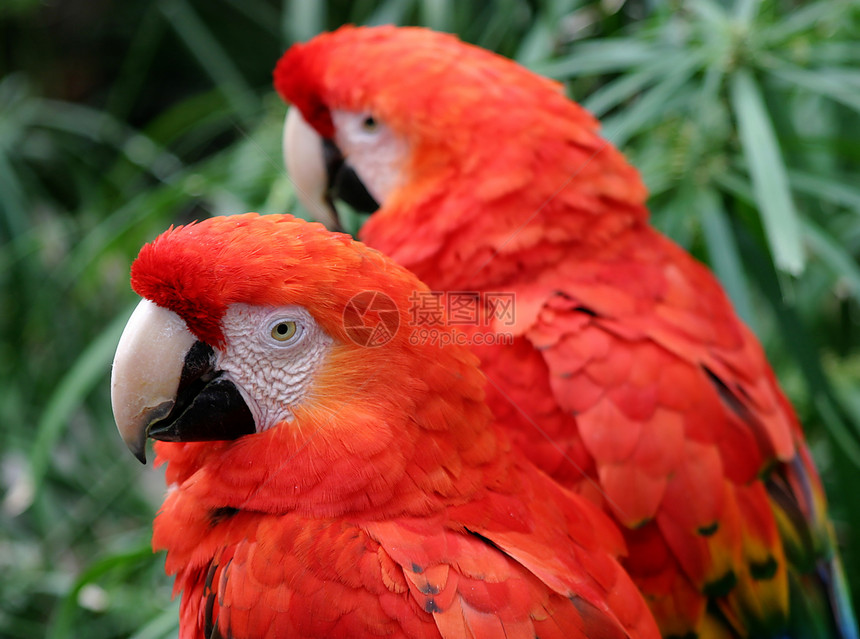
[331,109,409,205]
[216,304,334,430]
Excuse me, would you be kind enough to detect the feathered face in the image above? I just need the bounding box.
[110,214,443,465]
[274,25,591,234]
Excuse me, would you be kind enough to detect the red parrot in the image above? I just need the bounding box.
[110,213,660,639]
[274,26,858,639]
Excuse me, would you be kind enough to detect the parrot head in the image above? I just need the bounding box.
[275,25,648,274]
[110,214,491,514]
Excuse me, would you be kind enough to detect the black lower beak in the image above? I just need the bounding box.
[323,139,380,230]
[146,341,256,446]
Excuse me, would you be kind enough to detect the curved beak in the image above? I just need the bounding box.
[283,108,379,233]
[284,107,340,230]
[111,300,255,464]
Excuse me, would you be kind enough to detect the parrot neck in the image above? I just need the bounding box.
[362,197,650,291]
[360,135,648,290]
[153,345,508,521]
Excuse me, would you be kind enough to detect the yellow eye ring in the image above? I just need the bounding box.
[271,321,298,342]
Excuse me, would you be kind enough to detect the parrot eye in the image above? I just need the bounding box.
[269,320,300,344]
[361,115,378,132]
[256,307,315,351]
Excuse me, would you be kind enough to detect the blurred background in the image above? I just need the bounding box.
[1,0,858,637]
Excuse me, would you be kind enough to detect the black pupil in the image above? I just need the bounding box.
[364,116,376,128]
[276,324,288,335]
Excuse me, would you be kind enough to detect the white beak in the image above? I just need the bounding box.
[283,108,339,230]
[111,300,196,462]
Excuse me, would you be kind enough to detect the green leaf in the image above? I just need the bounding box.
[816,396,860,469]
[692,0,731,25]
[105,6,166,121]
[516,18,554,64]
[471,0,527,52]
[732,0,758,25]
[366,0,416,26]
[529,39,668,78]
[225,0,280,36]
[419,0,453,32]
[601,52,704,148]
[126,602,181,639]
[9,309,133,515]
[0,152,30,241]
[45,543,157,639]
[698,187,757,328]
[283,0,326,42]
[31,99,183,177]
[744,239,860,466]
[788,169,860,212]
[833,377,860,445]
[759,2,844,46]
[808,41,860,66]
[802,218,860,302]
[58,180,189,288]
[158,0,258,124]
[581,57,680,117]
[730,69,805,275]
[516,0,579,63]
[652,180,699,249]
[767,63,860,112]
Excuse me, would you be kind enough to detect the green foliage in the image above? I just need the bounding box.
[1,1,857,637]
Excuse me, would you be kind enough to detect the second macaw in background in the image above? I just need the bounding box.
[274,26,857,639]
